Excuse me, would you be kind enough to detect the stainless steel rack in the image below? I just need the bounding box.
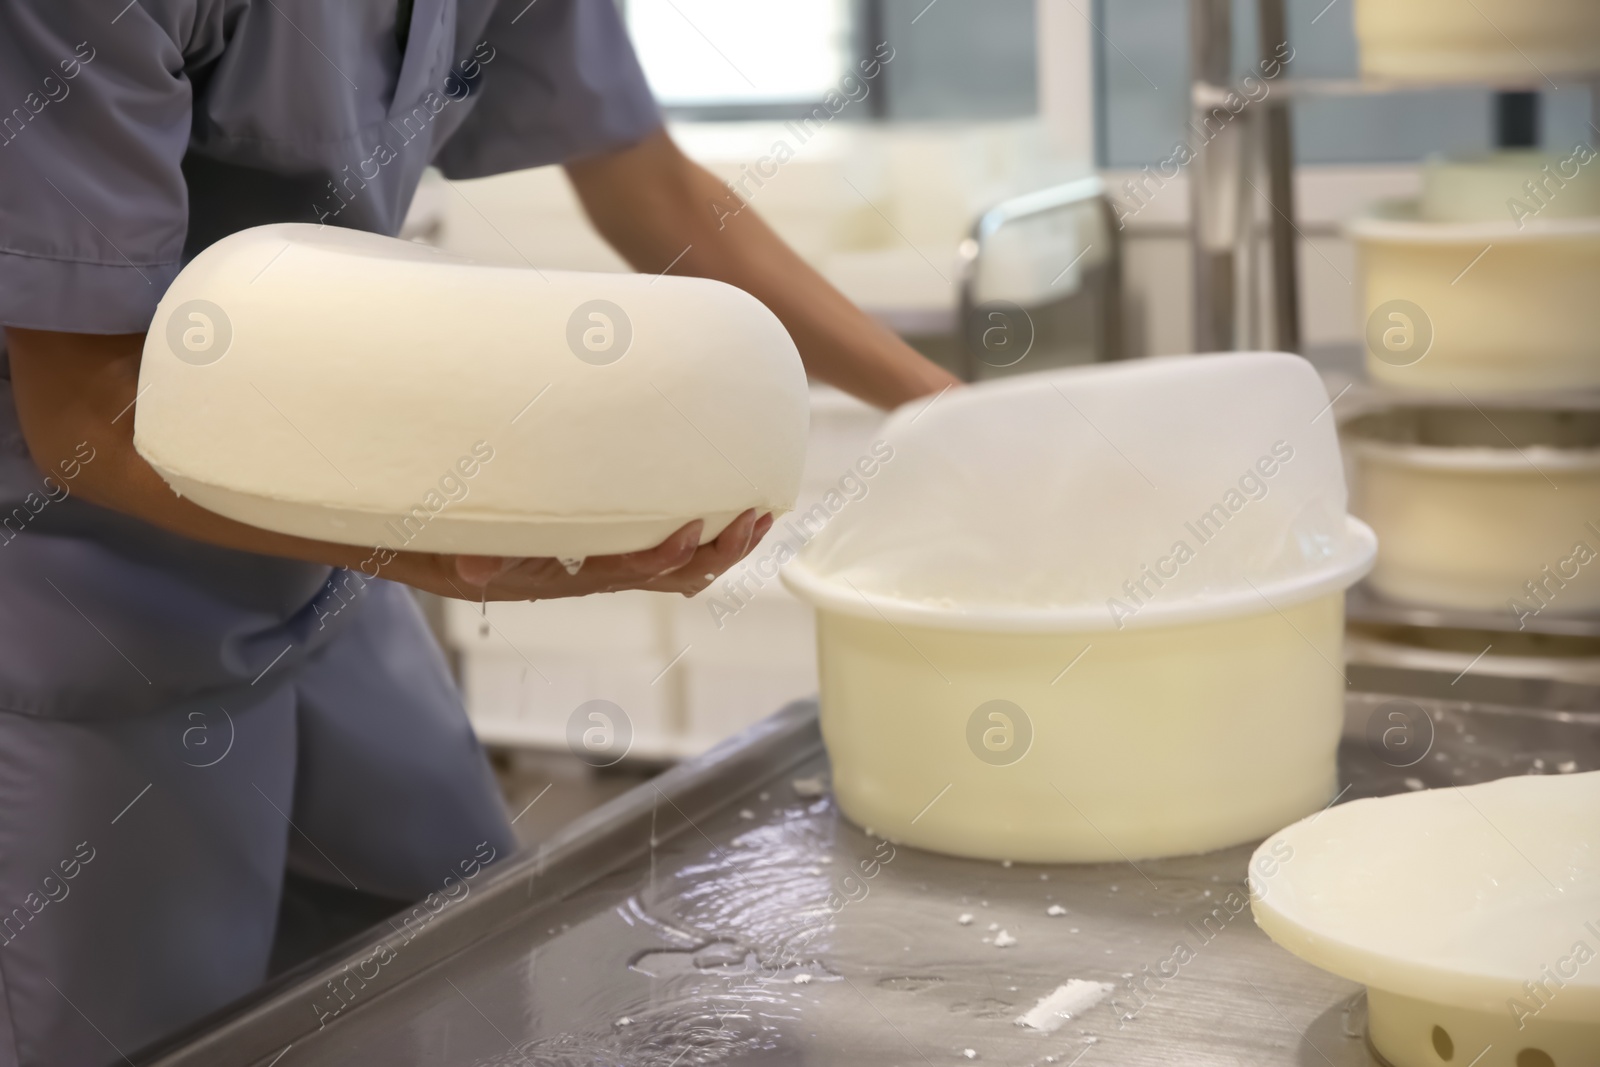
[1187,0,1600,356]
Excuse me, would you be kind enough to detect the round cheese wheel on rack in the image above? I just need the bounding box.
[1251,771,1600,1067]
[135,224,809,558]
[1355,0,1600,82]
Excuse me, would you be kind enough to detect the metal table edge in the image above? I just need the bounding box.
[132,700,824,1067]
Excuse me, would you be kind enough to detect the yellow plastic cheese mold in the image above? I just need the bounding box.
[782,353,1376,862]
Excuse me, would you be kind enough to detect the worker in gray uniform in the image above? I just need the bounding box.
[0,2,958,1063]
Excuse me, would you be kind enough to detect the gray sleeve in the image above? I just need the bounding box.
[433,0,663,179]
[0,4,192,334]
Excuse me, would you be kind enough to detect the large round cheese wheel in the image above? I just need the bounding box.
[1250,771,1600,1067]
[1251,771,1600,1020]
[135,225,809,558]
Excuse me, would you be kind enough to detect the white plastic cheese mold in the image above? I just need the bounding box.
[781,353,1376,863]
[135,224,809,557]
[1251,772,1600,1067]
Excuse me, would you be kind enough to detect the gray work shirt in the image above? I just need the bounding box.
[0,0,660,718]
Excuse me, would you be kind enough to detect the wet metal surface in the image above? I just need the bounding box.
[144,687,1600,1067]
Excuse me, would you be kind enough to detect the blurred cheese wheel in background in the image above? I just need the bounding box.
[1350,201,1600,393]
[1421,151,1600,225]
[134,224,810,559]
[1351,152,1600,393]
[1343,404,1600,614]
[1355,0,1600,83]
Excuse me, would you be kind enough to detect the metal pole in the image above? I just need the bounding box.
[861,0,889,120]
[1188,0,1251,352]
[1259,0,1301,353]
[1099,197,1126,361]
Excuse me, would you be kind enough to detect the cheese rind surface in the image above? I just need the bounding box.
[135,225,809,556]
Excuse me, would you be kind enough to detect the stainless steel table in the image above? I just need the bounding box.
[140,682,1600,1067]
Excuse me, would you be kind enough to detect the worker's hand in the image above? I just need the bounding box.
[424,509,774,602]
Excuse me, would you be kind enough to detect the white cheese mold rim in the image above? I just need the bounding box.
[780,517,1374,632]
[1249,772,1600,1067]
[1348,202,1600,246]
[134,224,809,558]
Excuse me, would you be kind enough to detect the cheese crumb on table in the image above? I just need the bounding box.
[1014,980,1114,1032]
[791,775,828,798]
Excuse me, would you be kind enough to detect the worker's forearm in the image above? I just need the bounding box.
[567,132,958,410]
[4,329,748,602]
[5,328,440,584]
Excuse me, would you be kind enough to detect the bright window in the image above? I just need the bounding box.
[625,0,853,107]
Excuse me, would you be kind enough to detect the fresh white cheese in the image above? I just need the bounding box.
[135,224,809,558]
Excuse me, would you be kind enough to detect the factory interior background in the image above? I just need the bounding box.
[413,0,1598,841]
[71,0,1597,1062]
